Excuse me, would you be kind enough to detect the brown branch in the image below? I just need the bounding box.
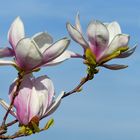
[0,119,18,135]
[0,133,25,139]
[0,126,48,139]
[1,72,24,127]
[5,119,18,128]
[62,74,91,98]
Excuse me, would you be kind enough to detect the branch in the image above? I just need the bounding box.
[62,74,91,98]
[1,72,24,127]
[0,119,18,135]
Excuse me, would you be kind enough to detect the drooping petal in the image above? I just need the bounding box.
[32,32,53,53]
[42,91,64,118]
[0,98,17,117]
[106,21,121,44]
[66,23,88,50]
[15,38,43,70]
[43,38,70,63]
[0,47,14,58]
[105,34,130,56]
[75,12,82,33]
[44,50,82,66]
[117,45,137,58]
[87,20,109,60]
[8,17,25,49]
[0,60,17,66]
[102,64,128,70]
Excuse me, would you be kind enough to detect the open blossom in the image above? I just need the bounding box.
[0,75,64,125]
[66,14,136,70]
[0,17,77,72]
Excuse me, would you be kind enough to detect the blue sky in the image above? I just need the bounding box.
[0,0,140,140]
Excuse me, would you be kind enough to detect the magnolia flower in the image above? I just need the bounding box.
[0,75,64,125]
[66,14,136,70]
[0,17,76,72]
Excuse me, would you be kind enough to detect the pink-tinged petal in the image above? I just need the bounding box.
[43,38,70,63]
[33,76,54,117]
[0,47,14,58]
[15,38,43,70]
[75,12,82,33]
[66,23,88,50]
[0,98,17,117]
[87,20,109,60]
[106,22,121,44]
[28,86,40,122]
[117,45,137,58]
[44,50,82,66]
[9,75,33,125]
[42,91,64,119]
[8,17,25,49]
[0,60,17,66]
[102,64,128,70]
[106,34,130,56]
[32,32,53,53]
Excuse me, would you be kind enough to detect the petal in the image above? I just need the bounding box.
[66,23,88,50]
[33,76,55,117]
[0,60,17,66]
[0,98,17,117]
[75,12,82,33]
[106,22,121,44]
[106,34,130,56]
[0,47,14,58]
[9,75,33,125]
[102,64,128,70]
[87,20,109,60]
[28,86,40,122]
[32,32,53,53]
[44,50,82,66]
[8,17,25,49]
[15,38,43,70]
[42,91,64,119]
[43,38,70,63]
[117,45,137,58]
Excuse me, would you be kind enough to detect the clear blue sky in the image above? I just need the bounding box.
[0,0,140,140]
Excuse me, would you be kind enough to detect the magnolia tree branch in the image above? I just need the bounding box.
[62,73,92,98]
[1,73,24,128]
[0,133,26,139]
[0,119,18,135]
[5,119,18,128]
[0,125,51,139]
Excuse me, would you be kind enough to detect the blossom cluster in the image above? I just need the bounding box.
[0,14,136,139]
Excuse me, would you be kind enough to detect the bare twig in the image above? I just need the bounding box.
[1,73,24,127]
[62,74,91,98]
[0,119,18,135]
[5,119,18,128]
[0,126,48,139]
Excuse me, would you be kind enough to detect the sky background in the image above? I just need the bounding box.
[0,0,140,140]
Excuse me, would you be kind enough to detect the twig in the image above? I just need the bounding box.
[62,74,91,98]
[1,73,24,127]
[0,133,24,139]
[0,126,47,139]
[0,119,18,135]
[5,119,18,127]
